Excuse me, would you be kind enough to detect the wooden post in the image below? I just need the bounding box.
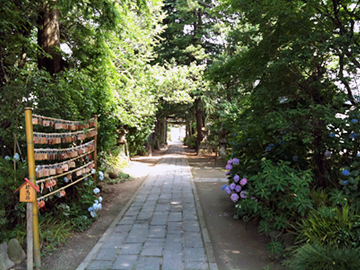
[93,115,98,185]
[27,202,33,270]
[24,107,41,267]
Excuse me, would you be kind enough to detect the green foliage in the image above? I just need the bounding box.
[70,216,93,232]
[235,160,313,235]
[183,135,199,149]
[296,205,360,248]
[0,156,28,239]
[286,243,360,270]
[38,214,73,254]
[266,241,284,260]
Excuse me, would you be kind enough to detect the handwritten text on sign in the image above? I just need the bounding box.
[20,183,35,202]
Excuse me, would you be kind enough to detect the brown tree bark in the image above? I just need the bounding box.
[195,97,203,146]
[37,2,63,74]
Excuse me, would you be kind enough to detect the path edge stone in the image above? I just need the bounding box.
[76,159,162,270]
[186,159,220,270]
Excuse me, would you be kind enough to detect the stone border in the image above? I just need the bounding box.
[193,178,228,182]
[186,159,219,270]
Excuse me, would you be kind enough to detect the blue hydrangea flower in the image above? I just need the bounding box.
[4,156,11,161]
[265,146,272,151]
[99,171,104,181]
[90,211,97,218]
[93,188,100,194]
[94,200,99,204]
[99,196,103,202]
[278,140,286,145]
[247,138,252,141]
[88,207,94,212]
[13,153,20,161]
[232,158,239,165]
[221,185,228,191]
[342,169,350,176]
[329,133,335,138]
[351,119,359,123]
[269,144,274,147]
[93,203,98,210]
[357,153,360,157]
[292,155,298,162]
[282,130,287,134]
[343,180,349,185]
[350,133,358,139]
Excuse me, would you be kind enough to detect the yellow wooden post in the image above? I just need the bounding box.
[24,107,41,267]
[93,115,98,185]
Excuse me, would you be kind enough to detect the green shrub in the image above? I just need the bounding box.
[295,205,360,248]
[287,243,360,270]
[184,135,198,149]
[0,156,28,243]
[234,159,314,235]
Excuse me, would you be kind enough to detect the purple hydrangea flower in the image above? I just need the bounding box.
[225,187,231,194]
[229,183,236,190]
[230,193,239,203]
[324,150,331,157]
[240,178,248,186]
[225,170,231,175]
[234,175,240,182]
[240,191,248,199]
[232,158,239,165]
[221,184,228,191]
[342,170,350,176]
[235,185,242,193]
[228,159,233,164]
[225,164,233,170]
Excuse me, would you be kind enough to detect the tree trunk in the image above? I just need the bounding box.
[37,2,63,75]
[195,98,203,146]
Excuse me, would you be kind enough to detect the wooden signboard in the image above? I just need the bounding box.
[14,178,40,202]
[20,183,36,202]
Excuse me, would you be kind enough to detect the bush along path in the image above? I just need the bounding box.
[77,141,218,270]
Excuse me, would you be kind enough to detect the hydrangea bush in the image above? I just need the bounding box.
[221,94,360,238]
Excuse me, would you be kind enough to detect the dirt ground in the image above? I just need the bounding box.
[184,147,286,270]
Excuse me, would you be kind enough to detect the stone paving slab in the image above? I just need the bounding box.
[77,142,218,270]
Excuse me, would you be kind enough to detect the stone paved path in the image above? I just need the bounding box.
[77,142,218,270]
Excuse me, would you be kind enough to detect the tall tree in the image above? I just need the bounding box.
[152,0,219,148]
